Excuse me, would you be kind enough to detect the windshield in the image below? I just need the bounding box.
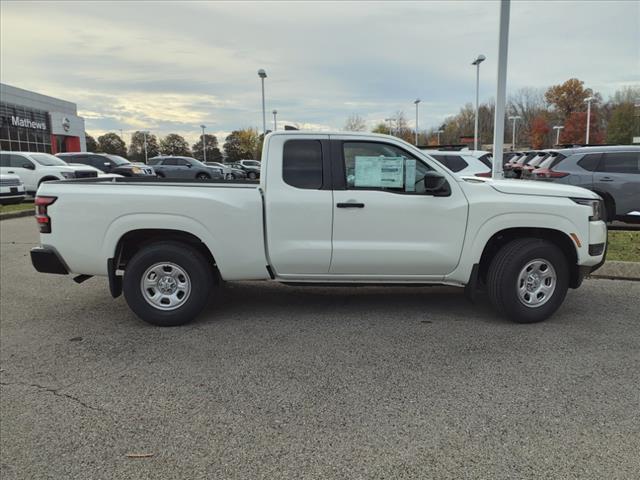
[105,154,130,165]
[30,153,68,166]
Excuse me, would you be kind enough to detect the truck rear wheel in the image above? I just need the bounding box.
[123,241,213,326]
[486,238,569,323]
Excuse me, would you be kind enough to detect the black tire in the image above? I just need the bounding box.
[123,241,214,326]
[196,173,210,180]
[603,195,616,223]
[486,238,569,323]
[248,171,257,180]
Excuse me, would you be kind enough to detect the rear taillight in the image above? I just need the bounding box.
[475,172,492,177]
[535,168,569,179]
[34,196,57,233]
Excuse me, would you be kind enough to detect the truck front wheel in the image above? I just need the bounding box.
[486,238,569,323]
[123,241,214,326]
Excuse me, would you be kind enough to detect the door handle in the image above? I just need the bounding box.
[7,171,14,173]
[337,202,365,208]
[598,177,613,182]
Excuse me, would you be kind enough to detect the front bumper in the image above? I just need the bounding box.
[30,247,68,275]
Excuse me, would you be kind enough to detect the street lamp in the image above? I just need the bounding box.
[471,54,486,151]
[384,117,394,135]
[200,124,207,163]
[553,125,564,146]
[272,110,278,131]
[414,98,421,145]
[508,115,521,151]
[258,69,267,135]
[142,131,149,163]
[437,129,444,145]
[584,96,594,144]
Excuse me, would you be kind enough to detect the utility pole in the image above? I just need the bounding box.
[472,54,486,151]
[584,96,594,144]
[258,69,267,135]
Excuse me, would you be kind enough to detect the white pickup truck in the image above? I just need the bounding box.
[31,132,607,326]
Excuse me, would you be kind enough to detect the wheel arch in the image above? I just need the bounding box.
[113,228,220,283]
[477,227,581,288]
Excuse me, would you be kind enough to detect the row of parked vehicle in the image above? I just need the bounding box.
[500,146,639,223]
[0,150,262,203]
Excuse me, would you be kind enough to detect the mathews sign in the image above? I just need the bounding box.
[10,115,48,130]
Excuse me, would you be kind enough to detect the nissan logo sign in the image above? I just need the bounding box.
[62,117,71,132]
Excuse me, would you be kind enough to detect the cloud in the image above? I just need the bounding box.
[1,0,638,145]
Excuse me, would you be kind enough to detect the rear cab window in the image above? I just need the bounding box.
[282,140,323,189]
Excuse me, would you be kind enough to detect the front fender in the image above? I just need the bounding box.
[446,212,583,284]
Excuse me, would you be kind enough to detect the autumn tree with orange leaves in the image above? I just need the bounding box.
[530,116,551,149]
[560,112,604,145]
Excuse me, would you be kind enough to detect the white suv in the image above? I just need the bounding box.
[0,151,98,195]
[420,149,492,176]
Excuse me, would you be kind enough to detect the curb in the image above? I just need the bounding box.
[0,209,34,221]
[589,260,640,281]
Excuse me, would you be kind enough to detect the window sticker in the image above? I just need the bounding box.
[354,156,404,188]
[405,159,416,192]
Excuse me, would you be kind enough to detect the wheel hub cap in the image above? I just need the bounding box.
[517,259,557,308]
[140,262,191,311]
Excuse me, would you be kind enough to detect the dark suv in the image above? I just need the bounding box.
[57,153,155,177]
[531,146,640,223]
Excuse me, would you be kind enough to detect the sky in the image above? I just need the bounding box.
[1,0,638,145]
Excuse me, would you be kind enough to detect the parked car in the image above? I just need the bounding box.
[0,173,26,204]
[30,131,606,327]
[521,151,553,179]
[420,149,491,176]
[231,159,261,179]
[148,156,223,180]
[64,163,122,179]
[509,151,543,179]
[0,151,98,195]
[57,153,155,177]
[531,145,640,223]
[205,162,247,179]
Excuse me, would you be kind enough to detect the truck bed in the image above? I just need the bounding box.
[37,178,270,280]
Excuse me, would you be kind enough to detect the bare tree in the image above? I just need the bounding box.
[344,114,367,132]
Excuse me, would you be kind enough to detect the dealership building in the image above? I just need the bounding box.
[0,83,86,154]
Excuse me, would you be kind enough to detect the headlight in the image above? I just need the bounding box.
[131,166,142,174]
[571,197,604,221]
[61,172,75,179]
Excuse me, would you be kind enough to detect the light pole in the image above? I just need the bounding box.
[584,96,594,144]
[553,125,564,146]
[491,0,510,179]
[472,54,486,151]
[508,115,521,151]
[258,69,267,135]
[200,124,207,162]
[414,98,421,145]
[272,110,278,131]
[437,129,444,145]
[142,131,148,163]
[385,117,394,135]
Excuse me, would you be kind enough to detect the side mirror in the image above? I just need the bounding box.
[186,163,192,168]
[422,171,451,196]
[22,163,35,170]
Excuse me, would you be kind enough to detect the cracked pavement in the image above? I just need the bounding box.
[1,216,639,480]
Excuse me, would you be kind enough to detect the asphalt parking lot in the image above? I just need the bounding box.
[1,217,639,480]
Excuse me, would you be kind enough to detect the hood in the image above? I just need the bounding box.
[462,177,599,199]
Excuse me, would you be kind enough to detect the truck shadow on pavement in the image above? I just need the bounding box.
[199,281,501,326]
